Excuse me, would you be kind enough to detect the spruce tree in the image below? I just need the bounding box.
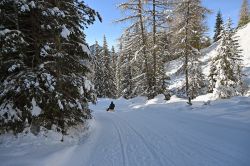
[0,0,99,134]
[208,60,217,93]
[101,36,116,98]
[93,41,104,97]
[118,30,140,99]
[115,43,123,98]
[212,18,243,98]
[188,50,206,99]
[111,46,118,98]
[238,0,250,28]
[213,10,224,42]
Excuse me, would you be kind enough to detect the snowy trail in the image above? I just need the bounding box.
[1,98,250,166]
[61,105,249,166]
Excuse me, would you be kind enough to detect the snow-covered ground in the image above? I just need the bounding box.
[1,95,250,166]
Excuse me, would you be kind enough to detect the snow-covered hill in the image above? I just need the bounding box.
[167,23,250,96]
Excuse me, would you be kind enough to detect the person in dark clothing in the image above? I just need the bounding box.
[107,101,115,112]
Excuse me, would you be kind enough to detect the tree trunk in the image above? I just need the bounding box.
[152,0,157,96]
[184,0,191,105]
[138,0,151,98]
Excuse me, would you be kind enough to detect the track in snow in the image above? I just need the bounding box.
[1,105,250,166]
[59,108,250,166]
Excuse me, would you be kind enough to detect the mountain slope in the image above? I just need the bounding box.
[167,23,250,96]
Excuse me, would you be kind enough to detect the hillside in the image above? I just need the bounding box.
[167,23,250,96]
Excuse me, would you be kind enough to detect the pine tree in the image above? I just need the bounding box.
[213,10,224,42]
[212,18,244,98]
[0,0,99,134]
[238,0,250,28]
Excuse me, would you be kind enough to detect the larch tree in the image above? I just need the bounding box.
[145,0,173,98]
[238,0,250,28]
[117,0,153,99]
[172,0,209,104]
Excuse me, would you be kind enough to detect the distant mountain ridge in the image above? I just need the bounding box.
[89,44,102,55]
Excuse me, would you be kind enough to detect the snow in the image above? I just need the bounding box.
[31,98,42,116]
[79,43,91,55]
[8,64,20,72]
[1,96,250,165]
[78,86,84,95]
[0,29,11,35]
[29,1,36,8]
[58,100,64,110]
[84,78,92,91]
[48,7,65,17]
[60,25,71,39]
[21,4,30,12]
[0,104,20,122]
[41,73,56,91]
[237,24,250,67]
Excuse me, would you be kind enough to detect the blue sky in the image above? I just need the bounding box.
[84,0,244,49]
